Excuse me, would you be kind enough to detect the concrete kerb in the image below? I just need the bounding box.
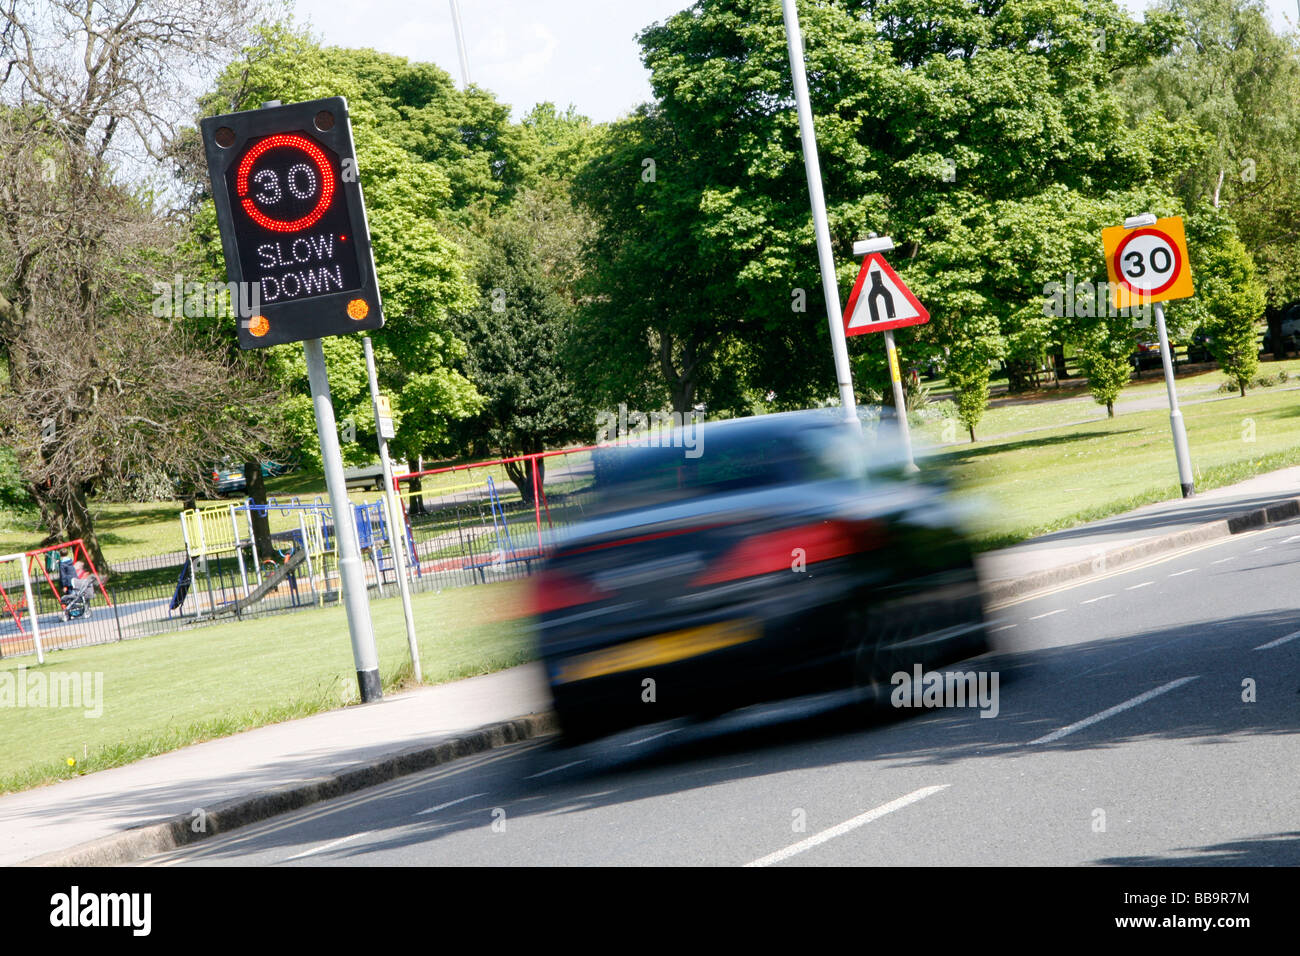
[25,712,560,867]
[985,496,1300,606]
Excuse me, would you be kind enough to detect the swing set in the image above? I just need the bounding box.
[0,539,112,663]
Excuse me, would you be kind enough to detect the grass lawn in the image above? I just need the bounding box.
[0,579,533,794]
[916,358,1300,443]
[928,383,1300,549]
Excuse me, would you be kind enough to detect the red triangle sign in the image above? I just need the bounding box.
[842,253,930,336]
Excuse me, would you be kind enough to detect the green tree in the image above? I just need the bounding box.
[574,0,1195,419]
[948,353,992,442]
[450,215,592,504]
[1178,207,1265,395]
[1076,319,1135,417]
[1125,0,1300,329]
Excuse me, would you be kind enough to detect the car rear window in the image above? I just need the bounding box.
[588,420,868,514]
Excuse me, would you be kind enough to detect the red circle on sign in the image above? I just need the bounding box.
[235,133,336,233]
[1112,227,1182,297]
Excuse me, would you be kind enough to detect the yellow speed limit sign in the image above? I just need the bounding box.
[1102,215,1194,310]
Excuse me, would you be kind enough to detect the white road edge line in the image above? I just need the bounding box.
[1028,676,1200,746]
[624,728,681,747]
[744,785,950,868]
[416,792,487,815]
[282,832,364,862]
[1028,608,1066,621]
[1255,630,1300,651]
[524,760,587,779]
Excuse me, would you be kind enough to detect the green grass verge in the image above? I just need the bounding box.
[925,383,1300,549]
[0,579,531,794]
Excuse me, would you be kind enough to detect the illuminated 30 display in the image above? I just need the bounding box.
[201,97,384,349]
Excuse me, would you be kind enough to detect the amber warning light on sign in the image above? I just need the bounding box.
[200,96,384,349]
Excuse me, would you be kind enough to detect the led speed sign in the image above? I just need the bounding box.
[200,97,384,349]
[1101,215,1194,310]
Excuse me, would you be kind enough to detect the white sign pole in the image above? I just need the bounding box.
[363,336,421,684]
[1125,213,1195,497]
[781,0,857,423]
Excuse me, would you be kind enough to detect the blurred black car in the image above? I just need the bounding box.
[531,409,990,743]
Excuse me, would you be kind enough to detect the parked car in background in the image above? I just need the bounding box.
[531,409,991,744]
[1279,313,1300,352]
[1185,331,1215,364]
[211,463,246,496]
[1131,340,1163,371]
[208,459,300,497]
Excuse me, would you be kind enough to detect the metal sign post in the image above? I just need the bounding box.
[1105,212,1197,497]
[364,336,421,684]
[201,98,389,703]
[1153,300,1195,497]
[304,338,383,702]
[781,0,857,423]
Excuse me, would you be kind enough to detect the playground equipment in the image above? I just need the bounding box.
[0,539,112,663]
[178,501,262,618]
[173,495,411,618]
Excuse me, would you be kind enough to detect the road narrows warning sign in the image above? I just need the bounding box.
[843,253,930,336]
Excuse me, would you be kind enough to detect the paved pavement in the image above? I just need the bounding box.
[3,463,1299,865]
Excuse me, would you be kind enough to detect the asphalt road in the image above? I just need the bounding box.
[142,517,1300,867]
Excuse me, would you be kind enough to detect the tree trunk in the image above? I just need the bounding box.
[243,460,274,563]
[968,425,976,442]
[660,330,700,415]
[1240,382,1247,398]
[1052,344,1070,382]
[408,474,424,516]
[504,455,545,506]
[31,481,108,573]
[1106,401,1114,418]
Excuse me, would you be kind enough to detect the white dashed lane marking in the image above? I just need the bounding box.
[1028,677,1200,746]
[524,760,586,780]
[744,785,950,868]
[281,832,365,862]
[1255,630,1300,651]
[416,792,487,816]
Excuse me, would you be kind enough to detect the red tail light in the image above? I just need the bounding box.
[531,569,601,616]
[693,520,879,586]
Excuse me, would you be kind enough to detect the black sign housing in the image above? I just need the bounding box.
[200,97,384,349]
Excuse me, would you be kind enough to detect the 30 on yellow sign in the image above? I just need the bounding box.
[1102,216,1194,309]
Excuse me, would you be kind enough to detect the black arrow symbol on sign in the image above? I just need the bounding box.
[867,268,895,324]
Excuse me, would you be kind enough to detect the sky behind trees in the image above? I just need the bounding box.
[290,0,1300,122]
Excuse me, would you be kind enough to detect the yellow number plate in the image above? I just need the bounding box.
[554,619,761,684]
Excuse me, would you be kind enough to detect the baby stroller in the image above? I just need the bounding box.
[60,582,93,621]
